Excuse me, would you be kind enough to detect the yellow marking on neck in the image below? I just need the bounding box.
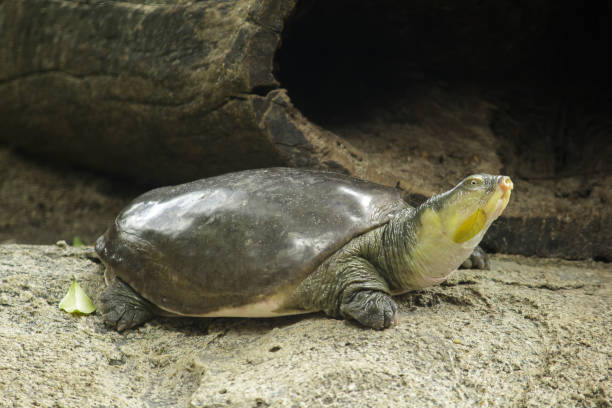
[453,209,486,243]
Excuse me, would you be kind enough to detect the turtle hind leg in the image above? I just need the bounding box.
[100,278,155,331]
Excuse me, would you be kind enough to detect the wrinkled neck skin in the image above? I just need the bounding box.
[371,203,491,294]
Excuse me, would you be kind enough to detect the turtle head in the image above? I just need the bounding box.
[379,174,512,291]
[389,174,512,290]
[429,174,513,246]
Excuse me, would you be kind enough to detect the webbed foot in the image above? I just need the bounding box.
[100,278,155,331]
[340,290,398,330]
[460,246,490,270]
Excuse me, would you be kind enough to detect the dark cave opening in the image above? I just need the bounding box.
[276,0,612,182]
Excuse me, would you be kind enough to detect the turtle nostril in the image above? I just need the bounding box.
[500,176,513,192]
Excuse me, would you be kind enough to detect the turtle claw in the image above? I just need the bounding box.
[460,246,490,270]
[100,278,155,331]
[340,290,398,330]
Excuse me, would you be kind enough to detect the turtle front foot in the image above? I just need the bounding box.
[340,290,398,330]
[460,246,490,270]
[100,278,155,332]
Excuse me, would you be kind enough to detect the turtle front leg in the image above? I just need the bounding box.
[460,245,490,270]
[289,255,398,330]
[340,288,398,329]
[100,278,155,331]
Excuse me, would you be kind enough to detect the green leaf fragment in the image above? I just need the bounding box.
[72,236,85,247]
[59,276,96,315]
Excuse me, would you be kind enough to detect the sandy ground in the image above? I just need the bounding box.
[0,244,609,407]
[0,146,137,246]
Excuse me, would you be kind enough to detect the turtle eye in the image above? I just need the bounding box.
[466,176,483,186]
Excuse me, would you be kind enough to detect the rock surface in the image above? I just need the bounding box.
[1,244,610,407]
[0,147,132,246]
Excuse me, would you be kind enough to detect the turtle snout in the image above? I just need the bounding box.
[499,176,513,193]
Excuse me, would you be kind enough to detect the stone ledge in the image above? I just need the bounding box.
[0,244,610,407]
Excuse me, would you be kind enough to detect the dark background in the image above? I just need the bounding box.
[1,0,610,260]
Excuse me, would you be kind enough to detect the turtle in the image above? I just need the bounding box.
[96,168,513,331]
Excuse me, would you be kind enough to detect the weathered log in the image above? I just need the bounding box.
[0,0,358,184]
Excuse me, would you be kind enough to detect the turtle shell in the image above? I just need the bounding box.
[96,168,409,316]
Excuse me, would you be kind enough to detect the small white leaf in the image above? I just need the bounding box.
[59,276,96,315]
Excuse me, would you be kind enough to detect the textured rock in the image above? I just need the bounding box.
[1,244,610,407]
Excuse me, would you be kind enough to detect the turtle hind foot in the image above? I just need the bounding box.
[100,278,155,332]
[460,245,490,270]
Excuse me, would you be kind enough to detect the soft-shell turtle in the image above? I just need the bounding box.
[97,168,513,330]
